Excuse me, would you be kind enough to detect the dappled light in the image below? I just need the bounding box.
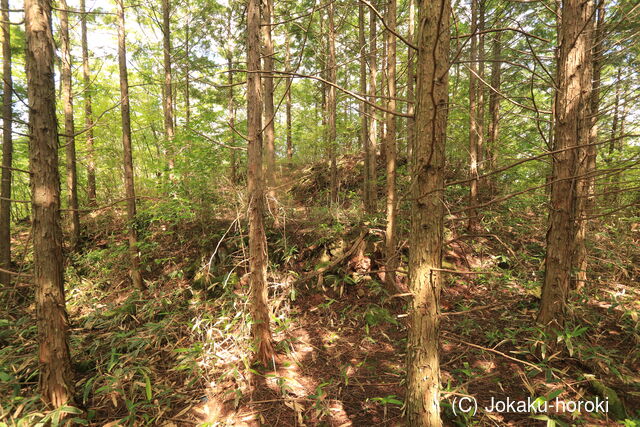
[1,0,640,425]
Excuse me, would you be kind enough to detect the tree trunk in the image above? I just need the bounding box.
[573,0,604,291]
[25,0,74,407]
[406,0,450,425]
[359,2,370,211]
[228,52,237,184]
[285,34,293,160]
[328,0,338,205]
[366,3,377,213]
[467,0,480,231]
[162,0,175,184]
[384,0,398,291]
[537,0,593,337]
[486,30,501,197]
[261,0,276,200]
[615,94,628,196]
[117,0,145,291]
[247,0,274,366]
[0,0,13,286]
[184,0,191,129]
[476,0,485,194]
[80,0,96,206]
[60,0,80,250]
[380,12,387,165]
[318,10,326,163]
[226,10,237,184]
[406,0,415,163]
[607,68,624,205]
[608,68,621,163]
[545,0,561,195]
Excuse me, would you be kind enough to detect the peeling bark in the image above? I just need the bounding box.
[406,0,450,424]
[25,0,74,407]
[247,0,274,365]
[538,0,593,337]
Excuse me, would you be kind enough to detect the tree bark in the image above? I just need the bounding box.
[318,9,326,163]
[25,0,74,407]
[608,68,621,160]
[228,52,237,184]
[486,30,501,197]
[261,0,276,200]
[359,2,370,211]
[406,0,415,163]
[285,34,293,160]
[384,0,398,291]
[80,0,96,206]
[162,0,175,184]
[606,67,622,205]
[184,0,191,128]
[247,0,274,365]
[226,10,237,184]
[60,0,80,250]
[0,0,13,286]
[572,0,604,291]
[476,0,485,194]
[327,0,338,205]
[117,0,145,291]
[537,0,593,337]
[379,11,387,163]
[467,0,480,231]
[366,3,377,213]
[406,0,450,425]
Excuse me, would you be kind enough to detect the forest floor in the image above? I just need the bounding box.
[1,156,640,426]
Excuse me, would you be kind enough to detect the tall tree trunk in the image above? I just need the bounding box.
[467,0,480,231]
[25,0,74,407]
[184,0,191,129]
[486,30,501,197]
[247,0,274,365]
[359,2,370,211]
[162,0,175,184]
[227,12,237,184]
[366,3,377,213]
[0,0,13,286]
[537,0,593,337]
[406,0,450,424]
[380,10,387,164]
[384,0,398,291]
[607,68,623,204]
[476,0,485,194]
[615,93,628,195]
[285,34,293,160]
[406,0,415,163]
[117,0,145,291]
[545,0,561,196]
[228,52,237,184]
[318,10,326,163]
[573,0,604,291]
[328,0,338,205]
[80,0,96,206]
[608,68,621,160]
[261,0,276,200]
[60,0,80,250]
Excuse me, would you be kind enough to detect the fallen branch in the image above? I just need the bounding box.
[443,332,543,372]
[0,267,32,278]
[294,229,367,286]
[431,268,501,275]
[441,303,503,316]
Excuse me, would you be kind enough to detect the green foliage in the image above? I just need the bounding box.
[363,304,398,327]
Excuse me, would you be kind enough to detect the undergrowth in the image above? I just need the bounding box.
[1,166,639,425]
